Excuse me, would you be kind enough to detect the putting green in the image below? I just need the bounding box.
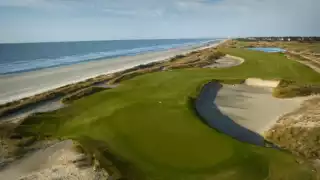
[17,48,320,180]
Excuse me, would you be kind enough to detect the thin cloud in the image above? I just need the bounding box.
[0,0,319,43]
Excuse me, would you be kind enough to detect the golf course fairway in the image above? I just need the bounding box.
[16,48,320,180]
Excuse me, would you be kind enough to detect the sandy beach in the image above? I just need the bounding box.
[0,41,223,104]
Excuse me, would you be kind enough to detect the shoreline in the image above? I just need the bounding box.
[0,40,225,104]
[0,39,217,76]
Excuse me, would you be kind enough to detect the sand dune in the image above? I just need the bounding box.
[0,140,108,180]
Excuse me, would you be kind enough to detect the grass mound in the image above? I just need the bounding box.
[13,48,320,180]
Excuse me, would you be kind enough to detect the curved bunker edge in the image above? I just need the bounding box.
[194,81,266,146]
[194,78,311,146]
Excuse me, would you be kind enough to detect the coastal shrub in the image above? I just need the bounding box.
[168,54,186,62]
[273,79,320,98]
[167,51,227,69]
[119,62,161,74]
[265,98,320,160]
[109,67,163,84]
[183,57,201,64]
[169,64,195,69]
[204,51,226,62]
[188,50,200,55]
[109,71,147,84]
[61,86,107,104]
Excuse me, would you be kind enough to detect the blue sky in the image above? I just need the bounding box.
[0,0,319,43]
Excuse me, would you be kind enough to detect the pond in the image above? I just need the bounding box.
[247,47,286,53]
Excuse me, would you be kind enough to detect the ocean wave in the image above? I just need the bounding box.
[0,40,211,75]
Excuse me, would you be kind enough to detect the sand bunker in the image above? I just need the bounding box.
[195,81,309,145]
[204,55,244,68]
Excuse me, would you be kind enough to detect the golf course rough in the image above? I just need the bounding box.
[16,48,320,180]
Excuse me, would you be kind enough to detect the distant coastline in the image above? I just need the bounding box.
[0,38,217,75]
[0,39,224,104]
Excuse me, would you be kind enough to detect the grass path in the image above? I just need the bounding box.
[15,48,320,180]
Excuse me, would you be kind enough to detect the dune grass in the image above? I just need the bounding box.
[14,48,320,180]
[61,86,108,104]
[273,80,320,98]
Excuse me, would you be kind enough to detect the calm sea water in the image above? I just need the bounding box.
[0,39,215,75]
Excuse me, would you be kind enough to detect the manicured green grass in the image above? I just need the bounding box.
[16,48,320,180]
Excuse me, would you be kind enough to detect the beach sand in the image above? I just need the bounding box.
[0,41,223,104]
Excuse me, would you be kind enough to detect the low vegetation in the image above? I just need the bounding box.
[0,121,58,170]
[108,50,226,84]
[109,67,163,84]
[168,54,186,62]
[61,86,108,104]
[273,79,320,98]
[13,48,320,180]
[265,98,320,160]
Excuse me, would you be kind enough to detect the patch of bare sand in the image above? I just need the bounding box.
[0,140,108,180]
[204,54,244,68]
[244,78,279,88]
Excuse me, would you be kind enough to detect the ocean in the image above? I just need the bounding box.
[0,39,215,75]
